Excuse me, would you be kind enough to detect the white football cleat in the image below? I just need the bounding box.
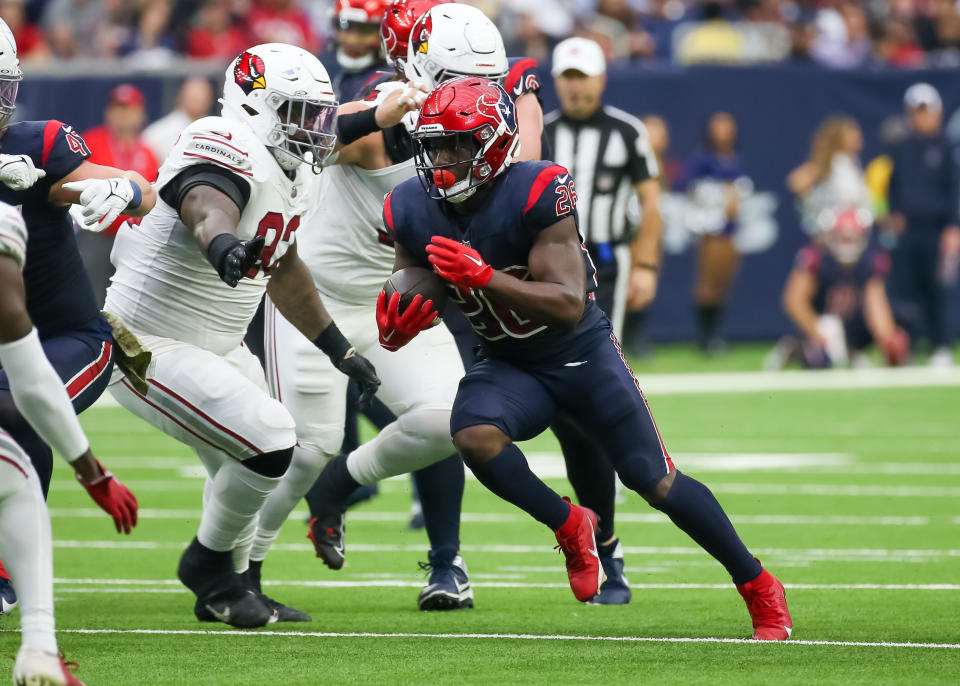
[12,644,85,686]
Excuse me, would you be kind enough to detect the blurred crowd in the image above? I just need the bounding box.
[6,0,960,68]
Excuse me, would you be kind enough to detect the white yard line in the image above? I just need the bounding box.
[51,578,960,591]
[44,509,937,526]
[12,627,958,649]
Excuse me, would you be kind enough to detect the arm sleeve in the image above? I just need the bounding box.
[506,58,543,104]
[159,163,251,214]
[0,328,89,463]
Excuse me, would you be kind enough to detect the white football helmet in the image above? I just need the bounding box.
[403,4,508,91]
[220,44,339,172]
[0,19,22,130]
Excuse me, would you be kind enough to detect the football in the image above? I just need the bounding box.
[383,266,448,316]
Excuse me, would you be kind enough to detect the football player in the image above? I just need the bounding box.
[102,43,417,627]
[380,77,793,640]
[0,200,129,686]
[0,17,149,612]
[330,0,390,100]
[767,211,909,369]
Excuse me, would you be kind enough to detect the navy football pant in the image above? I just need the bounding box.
[451,330,674,494]
[0,316,114,497]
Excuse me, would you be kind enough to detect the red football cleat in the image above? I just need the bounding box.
[737,565,793,640]
[554,498,603,602]
[0,557,9,580]
[60,655,86,686]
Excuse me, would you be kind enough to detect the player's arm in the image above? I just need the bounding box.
[781,266,824,344]
[52,161,157,232]
[333,83,427,166]
[268,243,381,406]
[0,209,137,533]
[628,178,662,309]
[428,217,586,329]
[515,93,543,162]
[863,276,896,342]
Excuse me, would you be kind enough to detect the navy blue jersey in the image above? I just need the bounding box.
[0,120,99,338]
[385,160,604,365]
[796,243,890,320]
[334,62,391,102]
[505,57,542,105]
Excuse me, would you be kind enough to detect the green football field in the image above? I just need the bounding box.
[1,351,959,685]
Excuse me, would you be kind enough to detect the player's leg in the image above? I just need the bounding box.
[0,435,82,685]
[253,298,348,572]
[109,338,296,628]
[450,359,602,602]
[563,332,791,639]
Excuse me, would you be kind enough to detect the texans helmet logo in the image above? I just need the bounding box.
[234,51,267,94]
[477,88,516,134]
[413,13,433,54]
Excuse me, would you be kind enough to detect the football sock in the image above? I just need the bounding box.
[231,518,257,574]
[652,471,761,585]
[0,392,54,497]
[413,453,464,565]
[197,459,281,553]
[251,445,334,562]
[597,537,620,559]
[466,444,570,530]
[309,453,361,518]
[553,414,617,542]
[0,459,58,655]
[346,408,454,484]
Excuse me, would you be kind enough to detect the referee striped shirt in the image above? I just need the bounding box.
[542,105,658,245]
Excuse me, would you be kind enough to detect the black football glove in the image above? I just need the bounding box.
[313,323,381,410]
[207,233,265,288]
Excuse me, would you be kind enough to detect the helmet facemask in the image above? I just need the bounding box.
[414,126,498,202]
[270,97,338,172]
[0,76,18,130]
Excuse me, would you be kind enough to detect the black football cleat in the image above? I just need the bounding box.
[177,537,271,628]
[246,561,311,623]
[417,554,474,611]
[307,513,345,570]
[587,539,632,606]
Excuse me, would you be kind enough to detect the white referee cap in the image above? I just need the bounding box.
[904,82,942,111]
[552,37,606,77]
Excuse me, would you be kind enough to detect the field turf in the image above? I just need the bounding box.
[1,348,958,685]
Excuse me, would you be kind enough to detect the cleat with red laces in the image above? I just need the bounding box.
[307,513,345,570]
[0,557,16,615]
[12,645,85,686]
[553,497,603,602]
[737,564,793,641]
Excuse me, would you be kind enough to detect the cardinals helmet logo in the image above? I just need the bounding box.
[412,13,433,55]
[234,51,266,94]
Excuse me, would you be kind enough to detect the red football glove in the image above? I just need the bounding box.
[376,290,438,351]
[77,461,139,534]
[426,235,493,288]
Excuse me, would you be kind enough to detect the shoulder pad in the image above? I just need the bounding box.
[181,121,253,177]
[0,202,27,270]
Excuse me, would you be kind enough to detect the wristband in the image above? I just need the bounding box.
[634,262,659,273]
[205,233,242,272]
[313,322,351,365]
[125,179,143,211]
[336,107,379,146]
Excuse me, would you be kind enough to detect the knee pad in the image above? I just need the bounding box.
[243,447,294,478]
[397,407,453,453]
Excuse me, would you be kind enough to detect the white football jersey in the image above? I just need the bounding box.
[298,157,415,306]
[0,201,27,270]
[105,115,310,355]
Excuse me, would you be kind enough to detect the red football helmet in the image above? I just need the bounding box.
[379,0,452,73]
[412,76,521,202]
[334,0,390,27]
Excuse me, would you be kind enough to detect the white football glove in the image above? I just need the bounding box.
[62,177,137,232]
[0,154,46,191]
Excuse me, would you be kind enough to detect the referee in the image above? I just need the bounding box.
[541,37,663,606]
[542,37,663,337]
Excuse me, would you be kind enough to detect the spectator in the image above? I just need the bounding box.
[766,218,909,369]
[0,0,47,61]
[876,16,925,67]
[678,111,746,355]
[77,84,159,307]
[788,115,873,238]
[675,1,747,64]
[884,83,960,367]
[118,0,177,66]
[248,0,317,53]
[42,0,110,58]
[186,0,250,61]
[810,1,871,68]
[142,77,214,161]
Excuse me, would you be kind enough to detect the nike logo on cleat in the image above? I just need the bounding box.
[205,604,230,623]
[784,626,793,637]
[564,360,588,367]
